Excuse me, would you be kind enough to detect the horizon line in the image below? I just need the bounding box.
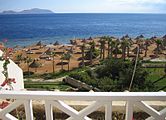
[0,12,166,14]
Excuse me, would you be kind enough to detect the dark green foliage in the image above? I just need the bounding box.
[69,72,97,86]
[95,58,155,91]
[69,58,156,92]
[112,49,122,54]
[98,77,117,91]
[165,65,166,74]
[85,49,99,60]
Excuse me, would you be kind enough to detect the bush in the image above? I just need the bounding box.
[69,71,97,86]
[23,71,34,76]
[68,58,156,92]
[98,77,116,91]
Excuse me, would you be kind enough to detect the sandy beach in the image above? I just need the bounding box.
[9,36,166,74]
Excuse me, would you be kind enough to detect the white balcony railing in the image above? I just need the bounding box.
[0,91,166,120]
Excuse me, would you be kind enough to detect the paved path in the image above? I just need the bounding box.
[24,76,66,82]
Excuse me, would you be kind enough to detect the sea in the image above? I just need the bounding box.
[0,13,166,47]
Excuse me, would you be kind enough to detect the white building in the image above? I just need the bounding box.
[0,50,24,90]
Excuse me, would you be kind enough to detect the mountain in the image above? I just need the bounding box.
[1,8,54,14]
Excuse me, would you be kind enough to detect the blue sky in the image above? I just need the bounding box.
[0,0,166,13]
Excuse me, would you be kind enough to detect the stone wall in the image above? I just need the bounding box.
[63,77,100,91]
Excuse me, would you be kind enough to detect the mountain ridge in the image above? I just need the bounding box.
[1,8,54,14]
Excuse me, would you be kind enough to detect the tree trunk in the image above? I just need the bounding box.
[61,59,64,70]
[122,46,126,61]
[108,42,110,58]
[110,46,113,58]
[68,60,70,71]
[90,48,93,65]
[103,44,105,60]
[27,63,30,77]
[81,47,85,67]
[156,44,159,57]
[100,45,103,59]
[52,56,55,73]
[144,45,148,57]
[127,47,130,57]
[115,47,118,58]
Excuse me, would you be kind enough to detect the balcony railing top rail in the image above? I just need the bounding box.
[0,91,166,100]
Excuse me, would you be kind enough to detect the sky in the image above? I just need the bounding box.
[0,0,166,13]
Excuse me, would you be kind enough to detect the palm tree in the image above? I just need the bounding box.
[60,46,66,71]
[107,36,112,58]
[50,52,56,73]
[114,39,120,58]
[155,39,162,57]
[63,52,72,71]
[24,56,32,77]
[144,39,149,57]
[88,41,96,65]
[15,54,23,66]
[121,39,130,60]
[127,38,132,57]
[121,41,126,61]
[80,44,86,67]
[99,38,103,59]
[60,54,64,71]
[99,37,106,60]
[110,40,116,58]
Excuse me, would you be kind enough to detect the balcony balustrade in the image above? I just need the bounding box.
[0,91,166,120]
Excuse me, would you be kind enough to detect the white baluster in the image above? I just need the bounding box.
[105,101,112,120]
[45,100,53,120]
[125,101,133,120]
[24,100,33,120]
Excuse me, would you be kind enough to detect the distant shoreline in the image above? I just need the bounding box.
[1,13,166,15]
[1,34,166,48]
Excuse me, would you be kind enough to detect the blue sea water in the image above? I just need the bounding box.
[0,13,166,47]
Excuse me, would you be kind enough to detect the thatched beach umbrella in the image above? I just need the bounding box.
[29,60,41,72]
[121,34,130,41]
[39,54,50,59]
[36,41,42,46]
[150,36,158,42]
[121,36,126,41]
[162,35,166,39]
[36,41,43,48]
[87,37,93,40]
[135,35,144,40]
[45,48,53,55]
[53,41,60,46]
[82,38,87,43]
[70,40,76,45]
[124,34,130,38]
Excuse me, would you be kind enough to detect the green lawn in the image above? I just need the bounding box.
[146,68,166,91]
[24,81,72,91]
[24,66,90,80]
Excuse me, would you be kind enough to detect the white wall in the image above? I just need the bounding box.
[0,50,24,90]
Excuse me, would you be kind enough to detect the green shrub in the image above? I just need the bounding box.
[69,71,97,86]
